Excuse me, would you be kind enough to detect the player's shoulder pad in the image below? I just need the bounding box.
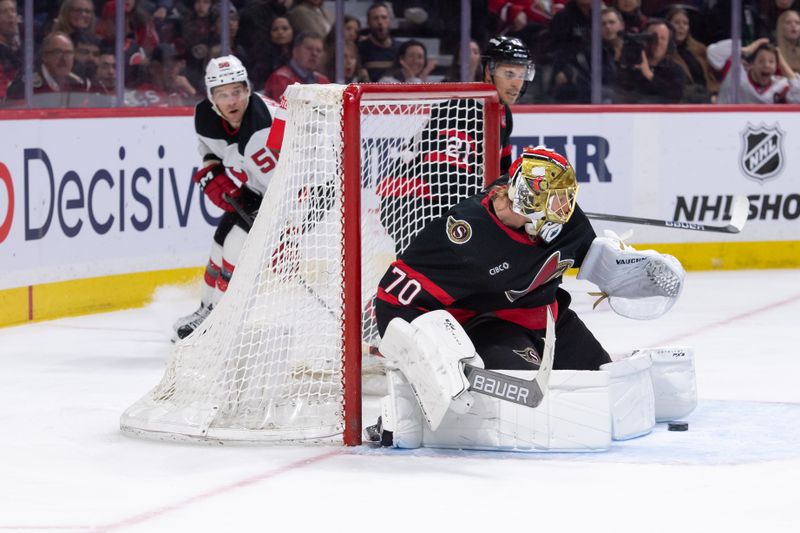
[245,93,274,129]
[194,99,222,138]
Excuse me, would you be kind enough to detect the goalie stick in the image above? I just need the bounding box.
[584,195,750,234]
[463,307,555,408]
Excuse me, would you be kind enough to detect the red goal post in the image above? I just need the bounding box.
[121,83,501,446]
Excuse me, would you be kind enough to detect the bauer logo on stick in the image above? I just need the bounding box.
[740,123,785,182]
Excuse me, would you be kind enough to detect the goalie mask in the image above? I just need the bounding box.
[205,55,250,114]
[507,147,578,236]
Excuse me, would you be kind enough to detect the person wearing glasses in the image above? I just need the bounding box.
[5,31,90,106]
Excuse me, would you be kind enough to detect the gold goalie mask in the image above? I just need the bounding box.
[507,146,579,235]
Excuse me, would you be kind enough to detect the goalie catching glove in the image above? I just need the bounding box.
[192,163,240,212]
[577,230,685,319]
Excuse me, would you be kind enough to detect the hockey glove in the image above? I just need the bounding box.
[192,163,240,212]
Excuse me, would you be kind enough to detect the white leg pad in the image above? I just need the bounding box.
[600,353,655,440]
[422,370,612,452]
[637,347,697,421]
[379,311,482,431]
[380,370,423,449]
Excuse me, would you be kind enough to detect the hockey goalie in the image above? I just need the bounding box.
[368,146,697,452]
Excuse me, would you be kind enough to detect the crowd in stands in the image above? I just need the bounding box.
[2,0,800,107]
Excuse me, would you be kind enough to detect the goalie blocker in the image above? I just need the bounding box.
[373,311,697,451]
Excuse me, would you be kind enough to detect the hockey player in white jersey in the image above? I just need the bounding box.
[174,55,284,339]
[708,37,800,104]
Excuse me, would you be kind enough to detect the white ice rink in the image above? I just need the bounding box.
[1,270,800,533]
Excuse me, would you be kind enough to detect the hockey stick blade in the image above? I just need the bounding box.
[463,307,555,408]
[584,195,750,234]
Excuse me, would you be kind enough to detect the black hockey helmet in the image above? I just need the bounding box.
[482,36,536,85]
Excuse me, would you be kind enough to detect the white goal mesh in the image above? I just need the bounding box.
[121,83,499,444]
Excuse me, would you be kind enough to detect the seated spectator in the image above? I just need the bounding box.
[666,6,718,101]
[97,0,159,59]
[442,38,483,82]
[72,31,101,83]
[93,43,116,94]
[6,31,91,106]
[288,0,334,40]
[264,31,329,100]
[615,18,688,103]
[762,0,800,37]
[0,0,21,101]
[325,40,369,83]
[249,14,293,90]
[776,9,800,72]
[359,2,400,81]
[52,0,96,41]
[708,37,800,103]
[323,14,361,65]
[379,39,436,83]
[208,4,246,62]
[614,0,648,33]
[129,42,198,106]
[551,6,624,102]
[182,0,214,90]
[238,0,291,60]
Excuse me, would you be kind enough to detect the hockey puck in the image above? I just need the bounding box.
[668,421,689,431]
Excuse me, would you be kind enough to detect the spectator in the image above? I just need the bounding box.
[6,31,91,105]
[264,31,329,100]
[0,0,21,101]
[706,0,769,45]
[52,0,96,40]
[182,0,214,90]
[237,0,291,59]
[359,2,400,81]
[776,9,800,72]
[666,6,718,101]
[94,44,116,94]
[129,42,197,106]
[288,0,333,40]
[614,0,648,33]
[208,4,246,62]
[548,0,593,102]
[708,37,800,103]
[323,14,360,63]
[325,40,369,83]
[249,14,293,89]
[97,0,159,59]
[72,30,101,82]
[548,0,592,58]
[442,38,483,82]
[615,18,688,103]
[379,39,436,83]
[761,0,800,36]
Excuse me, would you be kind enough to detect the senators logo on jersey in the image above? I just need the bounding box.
[446,216,472,244]
[505,251,574,302]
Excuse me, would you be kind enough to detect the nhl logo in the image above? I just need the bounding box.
[740,123,785,182]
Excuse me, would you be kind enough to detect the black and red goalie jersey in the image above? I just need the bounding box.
[375,188,596,337]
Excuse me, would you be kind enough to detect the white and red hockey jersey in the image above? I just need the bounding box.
[194,93,286,196]
[707,39,800,104]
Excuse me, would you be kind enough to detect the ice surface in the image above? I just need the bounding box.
[1,271,799,532]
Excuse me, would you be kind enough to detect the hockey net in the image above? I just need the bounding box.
[120,83,500,445]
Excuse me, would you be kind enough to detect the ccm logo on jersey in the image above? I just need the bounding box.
[446,216,472,244]
[489,262,510,276]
